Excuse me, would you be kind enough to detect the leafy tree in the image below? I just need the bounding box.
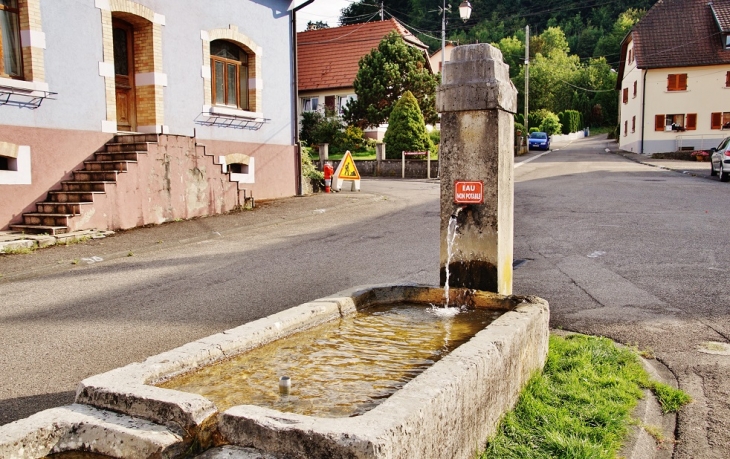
[340,0,411,26]
[344,32,438,128]
[492,36,524,79]
[383,91,433,159]
[305,21,329,31]
[515,27,580,116]
[593,9,645,58]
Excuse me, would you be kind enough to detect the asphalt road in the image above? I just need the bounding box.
[1,135,728,457]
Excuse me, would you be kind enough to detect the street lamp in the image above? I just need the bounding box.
[440,1,473,83]
[458,1,472,22]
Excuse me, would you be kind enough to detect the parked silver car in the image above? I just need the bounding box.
[710,136,730,182]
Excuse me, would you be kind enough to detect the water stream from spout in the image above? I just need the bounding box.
[443,207,463,308]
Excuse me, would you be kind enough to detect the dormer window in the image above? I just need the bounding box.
[725,34,730,49]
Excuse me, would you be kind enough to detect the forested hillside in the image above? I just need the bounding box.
[339,0,658,128]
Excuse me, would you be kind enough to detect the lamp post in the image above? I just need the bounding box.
[440,1,472,83]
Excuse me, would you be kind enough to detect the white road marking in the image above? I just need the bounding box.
[515,150,551,169]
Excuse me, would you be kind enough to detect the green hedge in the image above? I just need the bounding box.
[558,110,583,134]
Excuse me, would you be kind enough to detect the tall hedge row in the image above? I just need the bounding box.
[558,110,583,134]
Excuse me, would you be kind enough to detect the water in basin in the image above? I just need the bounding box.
[158,303,503,417]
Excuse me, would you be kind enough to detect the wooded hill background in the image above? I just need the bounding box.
[335,0,659,128]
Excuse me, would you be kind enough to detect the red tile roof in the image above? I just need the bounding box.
[632,0,730,69]
[711,1,730,32]
[297,18,428,92]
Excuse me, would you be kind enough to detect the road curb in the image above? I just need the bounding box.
[609,148,710,179]
[0,229,114,254]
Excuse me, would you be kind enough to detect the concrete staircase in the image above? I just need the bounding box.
[10,134,158,235]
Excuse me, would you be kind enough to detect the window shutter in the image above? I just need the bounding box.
[633,81,637,97]
[623,88,629,104]
[678,73,688,90]
[686,113,697,130]
[632,116,636,132]
[711,112,722,129]
[655,115,665,131]
[667,75,676,91]
[624,121,628,136]
[726,71,730,88]
[667,74,688,91]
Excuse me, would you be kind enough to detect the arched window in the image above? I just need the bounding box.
[211,40,249,110]
[0,0,22,78]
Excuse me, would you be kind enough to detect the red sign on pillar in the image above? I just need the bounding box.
[454,181,484,204]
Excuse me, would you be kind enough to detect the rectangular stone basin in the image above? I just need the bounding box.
[74,284,549,459]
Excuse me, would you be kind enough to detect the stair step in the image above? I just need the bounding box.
[9,225,69,236]
[113,134,158,144]
[94,151,141,162]
[36,201,91,214]
[73,170,119,182]
[48,191,103,203]
[22,213,72,227]
[103,142,151,153]
[83,160,134,172]
[61,181,114,192]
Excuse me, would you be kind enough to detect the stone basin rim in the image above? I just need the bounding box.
[67,283,548,459]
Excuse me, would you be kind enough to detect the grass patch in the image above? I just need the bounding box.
[311,149,376,161]
[649,381,692,414]
[62,235,91,246]
[1,245,36,255]
[482,334,691,458]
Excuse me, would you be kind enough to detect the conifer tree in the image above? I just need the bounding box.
[383,91,433,159]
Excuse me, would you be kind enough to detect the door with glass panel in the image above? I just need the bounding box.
[113,19,136,132]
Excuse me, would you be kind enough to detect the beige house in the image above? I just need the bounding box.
[297,18,430,140]
[429,43,455,74]
[618,0,730,154]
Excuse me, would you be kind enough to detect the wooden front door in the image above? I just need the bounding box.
[113,19,136,132]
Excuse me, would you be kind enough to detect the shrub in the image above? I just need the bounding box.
[340,125,365,152]
[299,111,323,146]
[429,129,441,156]
[514,122,525,136]
[529,127,539,134]
[383,91,433,159]
[539,112,562,136]
[300,147,323,183]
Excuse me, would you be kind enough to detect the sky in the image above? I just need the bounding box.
[293,0,354,32]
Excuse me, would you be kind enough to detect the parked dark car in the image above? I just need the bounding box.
[710,136,730,182]
[528,132,550,151]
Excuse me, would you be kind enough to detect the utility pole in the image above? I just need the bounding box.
[380,2,384,21]
[441,0,447,83]
[524,25,530,133]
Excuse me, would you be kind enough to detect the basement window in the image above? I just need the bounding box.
[0,155,16,171]
[228,163,248,174]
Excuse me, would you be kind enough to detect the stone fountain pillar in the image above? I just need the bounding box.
[437,44,518,295]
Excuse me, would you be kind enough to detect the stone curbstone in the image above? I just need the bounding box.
[0,404,184,459]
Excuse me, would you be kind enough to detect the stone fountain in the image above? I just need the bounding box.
[0,44,549,459]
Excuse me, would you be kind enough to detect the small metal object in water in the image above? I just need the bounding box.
[279,376,291,395]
